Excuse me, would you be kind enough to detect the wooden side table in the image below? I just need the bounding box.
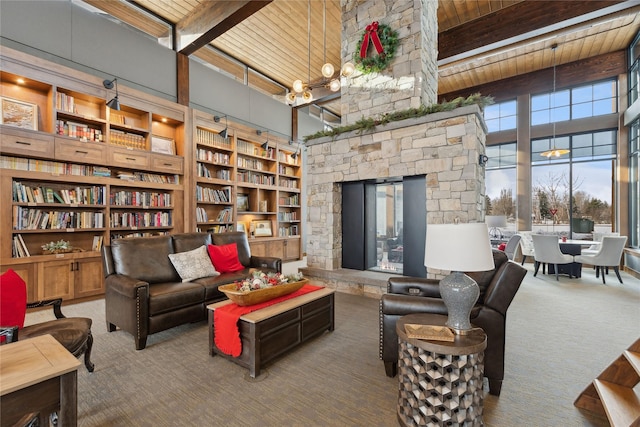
[0,334,81,427]
[396,314,487,426]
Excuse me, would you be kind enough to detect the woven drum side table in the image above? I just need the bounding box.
[396,314,487,426]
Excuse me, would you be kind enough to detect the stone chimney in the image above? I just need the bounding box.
[341,0,438,125]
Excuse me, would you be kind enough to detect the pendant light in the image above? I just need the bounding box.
[541,44,570,158]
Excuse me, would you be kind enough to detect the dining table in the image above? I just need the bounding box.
[548,239,601,278]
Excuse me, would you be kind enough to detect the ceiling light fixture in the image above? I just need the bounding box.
[541,44,570,159]
[103,78,121,111]
[286,0,354,106]
[214,114,228,139]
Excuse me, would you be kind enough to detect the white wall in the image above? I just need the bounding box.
[0,0,325,139]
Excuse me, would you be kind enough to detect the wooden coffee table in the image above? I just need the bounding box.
[1,334,81,427]
[207,287,335,378]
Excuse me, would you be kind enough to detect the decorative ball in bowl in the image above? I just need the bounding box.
[219,271,307,306]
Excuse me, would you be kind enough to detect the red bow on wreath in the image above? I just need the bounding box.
[359,21,384,58]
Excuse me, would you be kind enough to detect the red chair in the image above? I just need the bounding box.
[0,269,94,372]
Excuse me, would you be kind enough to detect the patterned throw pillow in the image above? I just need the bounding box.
[168,245,220,282]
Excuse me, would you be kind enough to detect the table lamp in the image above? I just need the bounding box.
[486,215,507,239]
[424,222,494,334]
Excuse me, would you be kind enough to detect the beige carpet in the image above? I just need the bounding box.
[25,264,640,426]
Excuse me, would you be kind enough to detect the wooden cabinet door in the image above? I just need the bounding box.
[249,240,268,257]
[37,260,73,300]
[268,240,285,260]
[1,263,37,302]
[74,257,104,298]
[284,238,301,260]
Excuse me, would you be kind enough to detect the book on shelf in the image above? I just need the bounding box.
[13,234,30,257]
[92,235,104,252]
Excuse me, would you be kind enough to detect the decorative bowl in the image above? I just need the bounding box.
[219,279,308,306]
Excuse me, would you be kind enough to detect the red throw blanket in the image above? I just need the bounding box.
[214,284,323,357]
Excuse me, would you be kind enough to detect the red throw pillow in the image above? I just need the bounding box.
[207,243,245,273]
[0,269,27,342]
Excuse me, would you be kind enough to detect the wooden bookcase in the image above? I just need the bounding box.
[0,51,187,302]
[0,47,303,303]
[193,112,302,261]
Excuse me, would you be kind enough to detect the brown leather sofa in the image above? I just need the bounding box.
[102,232,281,350]
[379,250,526,396]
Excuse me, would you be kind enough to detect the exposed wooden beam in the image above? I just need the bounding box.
[176,52,189,106]
[438,1,628,61]
[177,0,273,56]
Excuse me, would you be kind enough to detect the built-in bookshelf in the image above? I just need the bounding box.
[192,111,303,261]
[0,53,186,302]
[194,127,235,233]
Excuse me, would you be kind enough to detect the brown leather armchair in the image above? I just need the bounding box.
[379,250,526,396]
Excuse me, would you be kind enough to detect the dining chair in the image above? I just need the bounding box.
[575,236,627,284]
[503,234,522,261]
[581,232,619,256]
[531,234,575,280]
[518,231,535,265]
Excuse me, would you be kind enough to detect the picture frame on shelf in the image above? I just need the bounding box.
[236,222,247,235]
[252,220,272,237]
[237,193,249,212]
[0,97,38,130]
[151,136,176,155]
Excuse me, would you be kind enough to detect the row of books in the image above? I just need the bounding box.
[196,128,231,149]
[279,178,299,189]
[13,207,105,230]
[237,140,275,159]
[56,120,104,142]
[279,225,299,236]
[13,181,106,205]
[196,185,231,203]
[55,92,78,114]
[238,156,271,171]
[110,129,146,149]
[195,207,209,223]
[12,234,30,257]
[278,164,297,176]
[92,235,104,252]
[109,212,172,228]
[197,165,231,181]
[278,211,299,221]
[111,231,169,240]
[216,207,233,222]
[1,155,111,177]
[110,190,172,207]
[237,171,275,186]
[196,148,230,165]
[279,194,300,206]
[197,224,234,233]
[278,151,300,165]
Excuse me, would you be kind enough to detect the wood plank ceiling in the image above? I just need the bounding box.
[83,0,640,108]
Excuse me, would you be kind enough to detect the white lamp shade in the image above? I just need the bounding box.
[341,62,355,77]
[424,223,494,272]
[328,79,341,92]
[292,79,304,93]
[321,63,335,78]
[485,215,507,228]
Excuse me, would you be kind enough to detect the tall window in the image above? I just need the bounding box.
[484,100,517,133]
[531,80,617,126]
[630,119,640,248]
[485,143,517,233]
[630,31,640,105]
[531,131,616,235]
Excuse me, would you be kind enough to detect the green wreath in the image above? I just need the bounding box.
[354,23,399,74]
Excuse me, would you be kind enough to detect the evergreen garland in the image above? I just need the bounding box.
[303,94,494,142]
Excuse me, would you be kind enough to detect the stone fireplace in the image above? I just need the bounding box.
[300,0,487,296]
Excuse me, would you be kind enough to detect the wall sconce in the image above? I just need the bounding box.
[103,78,120,110]
[214,114,228,139]
[479,154,489,167]
[256,129,269,150]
